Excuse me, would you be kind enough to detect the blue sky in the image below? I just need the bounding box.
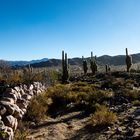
[0,0,140,60]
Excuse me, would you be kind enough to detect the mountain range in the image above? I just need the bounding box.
[3,53,140,68]
[8,58,49,66]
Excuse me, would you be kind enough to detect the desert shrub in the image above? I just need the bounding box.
[0,60,11,81]
[6,70,23,86]
[24,93,51,123]
[72,81,90,87]
[30,71,46,83]
[122,89,140,100]
[45,69,60,85]
[46,82,114,114]
[88,90,114,104]
[130,68,140,73]
[47,82,94,103]
[14,121,30,140]
[71,82,96,93]
[90,105,117,126]
[0,131,9,139]
[65,91,89,104]
[22,66,41,84]
[15,130,29,140]
[0,67,47,86]
[132,100,140,106]
[124,79,135,87]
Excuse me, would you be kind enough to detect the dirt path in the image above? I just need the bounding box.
[26,104,140,140]
[26,111,93,140]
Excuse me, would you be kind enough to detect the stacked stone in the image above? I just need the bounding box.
[0,82,46,140]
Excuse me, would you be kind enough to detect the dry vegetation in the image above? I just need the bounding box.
[1,59,140,139]
[15,70,140,139]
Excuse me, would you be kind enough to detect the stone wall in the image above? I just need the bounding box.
[0,82,46,140]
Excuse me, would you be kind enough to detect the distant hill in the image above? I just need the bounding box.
[7,58,49,66]
[29,53,140,68]
[97,53,140,65]
[2,53,140,68]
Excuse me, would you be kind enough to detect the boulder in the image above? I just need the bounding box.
[14,86,20,92]
[37,90,42,94]
[134,108,140,116]
[0,105,7,116]
[21,108,27,114]
[17,98,28,109]
[22,94,32,101]
[28,91,34,96]
[5,88,15,93]
[1,97,15,104]
[0,119,5,130]
[13,107,24,119]
[4,126,14,140]
[0,101,15,115]
[22,84,28,92]
[0,101,21,116]
[13,90,21,100]
[29,84,34,90]
[2,92,17,103]
[20,88,25,96]
[3,115,18,131]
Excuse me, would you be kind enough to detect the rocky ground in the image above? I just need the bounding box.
[26,104,140,140]
[22,72,140,140]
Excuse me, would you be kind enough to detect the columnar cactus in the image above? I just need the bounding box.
[82,56,88,74]
[125,48,132,72]
[90,52,97,75]
[105,64,111,73]
[62,50,69,83]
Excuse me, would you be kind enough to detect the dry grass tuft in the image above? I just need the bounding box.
[90,105,117,126]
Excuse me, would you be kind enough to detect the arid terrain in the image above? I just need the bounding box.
[15,71,140,140]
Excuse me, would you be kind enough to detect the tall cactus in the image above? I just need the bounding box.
[62,50,69,83]
[82,56,88,74]
[90,52,97,75]
[125,48,132,72]
[105,64,111,73]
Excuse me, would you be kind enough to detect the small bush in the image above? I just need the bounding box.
[24,93,51,123]
[46,82,114,114]
[0,131,9,139]
[15,129,29,140]
[89,90,114,104]
[132,100,140,106]
[122,89,140,101]
[91,105,117,126]
[14,121,30,140]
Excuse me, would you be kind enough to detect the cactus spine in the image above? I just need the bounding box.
[62,50,69,83]
[125,48,132,72]
[90,52,97,75]
[82,56,88,74]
